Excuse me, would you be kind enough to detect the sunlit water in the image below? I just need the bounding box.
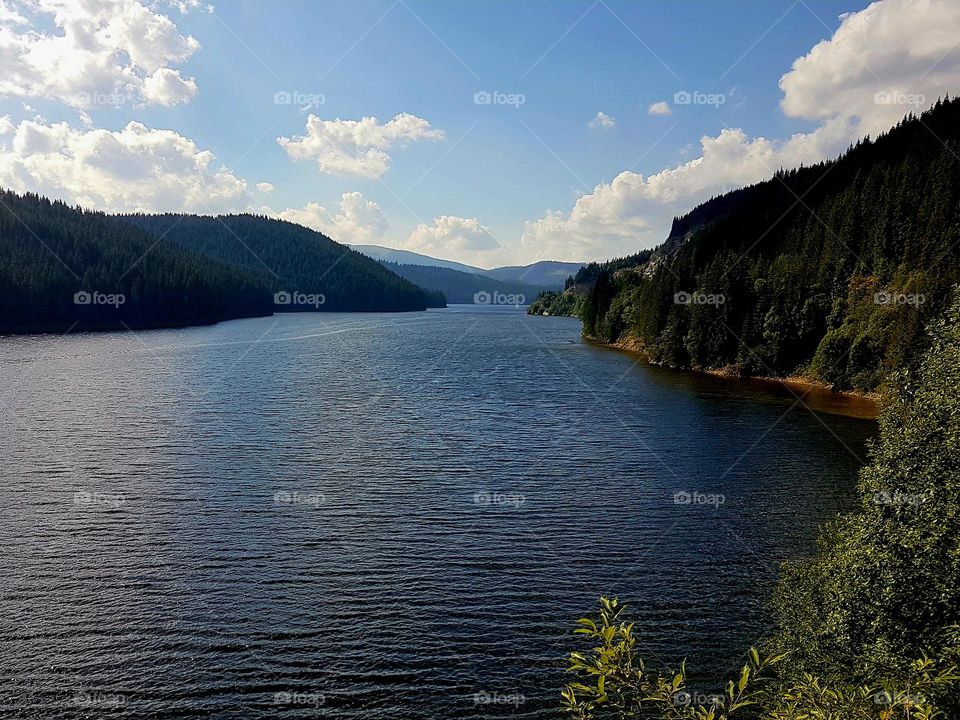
[0,306,875,718]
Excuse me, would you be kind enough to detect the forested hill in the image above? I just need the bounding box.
[0,190,272,333]
[123,214,445,312]
[577,95,960,393]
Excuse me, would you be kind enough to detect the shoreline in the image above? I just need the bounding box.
[589,335,880,420]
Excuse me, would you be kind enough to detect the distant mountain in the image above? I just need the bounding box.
[484,261,585,288]
[0,190,272,333]
[124,215,446,312]
[352,245,584,290]
[351,245,482,275]
[380,262,541,305]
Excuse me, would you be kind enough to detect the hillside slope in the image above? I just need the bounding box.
[576,97,960,393]
[124,214,445,312]
[380,261,542,304]
[0,190,271,333]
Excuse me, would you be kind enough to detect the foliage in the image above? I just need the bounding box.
[561,597,783,720]
[123,213,444,312]
[768,289,960,704]
[562,599,959,720]
[581,97,960,392]
[528,289,587,318]
[0,189,271,332]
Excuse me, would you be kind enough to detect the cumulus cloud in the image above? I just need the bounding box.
[255,182,274,193]
[519,0,960,264]
[277,192,389,243]
[0,118,249,213]
[402,215,499,264]
[648,101,672,116]
[0,0,202,109]
[589,111,616,130]
[277,113,445,178]
[779,0,957,135]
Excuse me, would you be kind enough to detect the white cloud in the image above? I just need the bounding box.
[779,0,957,135]
[518,0,960,264]
[277,113,445,178]
[255,182,274,193]
[648,101,672,116]
[142,67,198,106]
[0,118,249,213]
[0,0,202,109]
[277,192,388,243]
[402,215,499,264]
[589,111,616,130]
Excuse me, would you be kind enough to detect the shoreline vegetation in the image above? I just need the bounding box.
[532,98,960,420]
[590,335,880,419]
[0,190,446,335]
[559,290,960,719]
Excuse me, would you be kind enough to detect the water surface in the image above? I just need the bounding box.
[0,306,875,718]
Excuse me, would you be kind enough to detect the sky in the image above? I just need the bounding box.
[0,0,958,268]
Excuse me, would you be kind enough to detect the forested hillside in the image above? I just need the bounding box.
[0,190,271,333]
[123,214,446,312]
[576,97,960,392]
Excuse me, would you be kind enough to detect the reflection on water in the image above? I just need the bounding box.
[0,307,875,718]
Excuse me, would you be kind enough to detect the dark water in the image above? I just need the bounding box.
[0,306,875,719]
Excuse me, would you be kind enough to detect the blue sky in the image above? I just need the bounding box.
[1,0,955,267]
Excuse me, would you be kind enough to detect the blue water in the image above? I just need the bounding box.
[0,306,874,718]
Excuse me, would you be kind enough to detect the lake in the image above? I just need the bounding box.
[0,306,875,718]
